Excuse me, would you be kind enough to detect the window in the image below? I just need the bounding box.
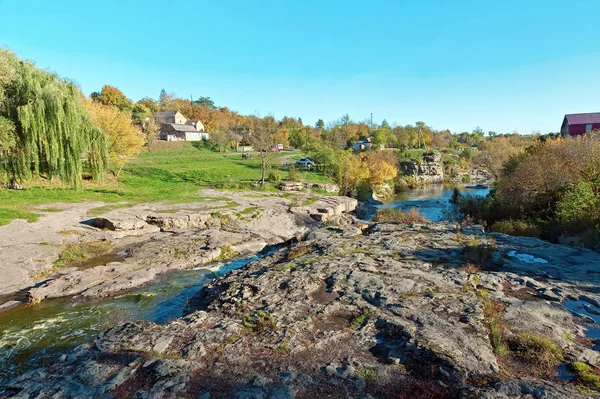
[586,124,593,131]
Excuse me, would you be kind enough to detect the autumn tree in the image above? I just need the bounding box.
[85,100,145,177]
[93,85,134,113]
[137,97,159,113]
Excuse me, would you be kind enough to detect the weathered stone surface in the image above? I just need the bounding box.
[309,183,339,193]
[24,194,357,302]
[399,151,444,184]
[9,222,600,398]
[279,181,303,191]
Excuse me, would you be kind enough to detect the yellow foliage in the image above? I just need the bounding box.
[366,154,397,185]
[85,100,145,173]
[344,152,397,189]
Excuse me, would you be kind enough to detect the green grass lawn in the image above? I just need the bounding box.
[0,143,330,225]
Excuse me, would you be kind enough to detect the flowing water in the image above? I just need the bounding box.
[0,255,265,387]
[362,185,492,221]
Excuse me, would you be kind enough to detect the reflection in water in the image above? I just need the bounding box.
[364,185,491,221]
[0,255,262,387]
[563,300,600,348]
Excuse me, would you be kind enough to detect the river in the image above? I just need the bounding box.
[362,184,491,221]
[0,185,492,388]
[0,255,264,388]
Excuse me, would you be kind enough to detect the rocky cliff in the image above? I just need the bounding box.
[400,151,444,184]
[7,220,600,398]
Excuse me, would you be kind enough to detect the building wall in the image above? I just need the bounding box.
[568,123,600,135]
[184,132,209,141]
[174,112,187,125]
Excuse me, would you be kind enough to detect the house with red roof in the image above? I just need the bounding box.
[561,113,600,137]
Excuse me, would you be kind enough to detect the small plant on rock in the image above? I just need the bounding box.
[243,310,277,335]
[570,362,600,392]
[287,245,313,260]
[507,332,564,375]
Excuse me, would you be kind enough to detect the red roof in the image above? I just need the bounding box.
[564,113,600,125]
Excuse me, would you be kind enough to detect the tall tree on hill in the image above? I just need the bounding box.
[0,49,107,188]
[193,96,216,109]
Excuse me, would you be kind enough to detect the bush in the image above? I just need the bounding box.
[556,181,600,229]
[267,170,282,183]
[374,207,429,224]
[455,193,489,223]
[491,220,542,238]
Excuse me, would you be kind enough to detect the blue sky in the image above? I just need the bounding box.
[1,0,599,133]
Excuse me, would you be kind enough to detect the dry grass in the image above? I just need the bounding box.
[463,262,481,274]
[374,208,430,224]
[507,332,564,375]
[287,245,314,260]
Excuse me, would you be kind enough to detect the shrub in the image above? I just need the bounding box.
[374,208,429,224]
[556,181,600,229]
[288,165,301,181]
[455,194,489,223]
[267,170,282,183]
[491,220,542,238]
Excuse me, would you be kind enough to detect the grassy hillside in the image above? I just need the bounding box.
[0,143,329,226]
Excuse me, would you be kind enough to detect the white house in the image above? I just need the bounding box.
[155,111,209,141]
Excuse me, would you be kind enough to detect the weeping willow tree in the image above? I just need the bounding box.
[0,49,108,188]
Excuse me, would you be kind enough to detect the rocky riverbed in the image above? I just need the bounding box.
[0,189,357,306]
[6,219,600,398]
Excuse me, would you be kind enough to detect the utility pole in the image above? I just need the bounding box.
[370,113,373,129]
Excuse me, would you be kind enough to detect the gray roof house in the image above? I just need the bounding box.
[155,111,208,141]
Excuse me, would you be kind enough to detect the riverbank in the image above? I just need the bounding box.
[0,189,357,304]
[6,220,600,397]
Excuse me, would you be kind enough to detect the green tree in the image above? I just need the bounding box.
[0,49,107,188]
[289,128,307,149]
[193,96,216,109]
[252,116,278,184]
[315,119,325,129]
[209,128,235,152]
[0,116,16,160]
